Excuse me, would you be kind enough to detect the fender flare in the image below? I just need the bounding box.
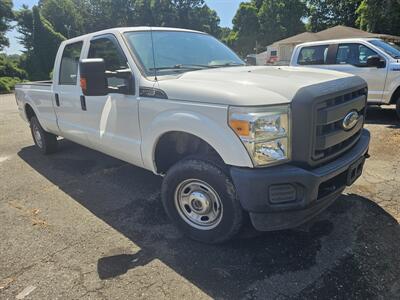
[141,110,253,173]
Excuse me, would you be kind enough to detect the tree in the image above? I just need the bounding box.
[229,0,306,56]
[257,0,306,45]
[357,0,400,34]
[0,53,27,93]
[307,0,362,32]
[15,5,34,52]
[14,0,225,78]
[39,0,84,38]
[230,2,260,55]
[0,0,14,51]
[26,6,66,80]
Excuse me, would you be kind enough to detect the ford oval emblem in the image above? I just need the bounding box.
[342,111,359,131]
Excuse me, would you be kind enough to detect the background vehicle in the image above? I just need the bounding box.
[290,38,400,118]
[15,27,370,243]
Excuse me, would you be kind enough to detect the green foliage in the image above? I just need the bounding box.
[39,0,84,38]
[307,0,362,32]
[14,0,222,80]
[12,0,400,79]
[257,0,307,45]
[0,77,21,93]
[357,0,400,34]
[229,0,306,56]
[0,0,14,50]
[23,6,66,80]
[230,2,259,55]
[0,53,27,78]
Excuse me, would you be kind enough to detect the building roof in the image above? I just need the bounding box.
[272,25,400,46]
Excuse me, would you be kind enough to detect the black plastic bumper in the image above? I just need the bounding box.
[230,129,370,231]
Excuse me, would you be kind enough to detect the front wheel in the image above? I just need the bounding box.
[161,158,244,244]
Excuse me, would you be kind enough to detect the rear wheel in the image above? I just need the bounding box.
[161,158,243,244]
[396,97,400,119]
[30,116,58,154]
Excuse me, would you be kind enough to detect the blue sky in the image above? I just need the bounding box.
[5,0,246,54]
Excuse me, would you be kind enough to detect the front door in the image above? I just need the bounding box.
[324,43,388,103]
[83,34,142,166]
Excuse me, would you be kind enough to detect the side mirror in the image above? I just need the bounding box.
[79,58,108,96]
[105,69,134,95]
[366,55,385,68]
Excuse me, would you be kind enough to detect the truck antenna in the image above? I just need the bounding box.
[150,27,158,81]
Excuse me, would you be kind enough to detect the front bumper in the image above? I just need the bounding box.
[230,129,370,231]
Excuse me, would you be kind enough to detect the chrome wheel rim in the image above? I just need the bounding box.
[32,124,43,148]
[174,179,223,230]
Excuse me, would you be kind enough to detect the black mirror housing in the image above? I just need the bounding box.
[79,58,108,96]
[366,55,385,68]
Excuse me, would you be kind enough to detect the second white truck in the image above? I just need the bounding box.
[15,27,370,243]
[291,38,400,118]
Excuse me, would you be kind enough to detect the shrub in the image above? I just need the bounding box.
[0,77,21,94]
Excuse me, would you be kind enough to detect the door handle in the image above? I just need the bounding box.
[80,95,87,111]
[55,93,60,106]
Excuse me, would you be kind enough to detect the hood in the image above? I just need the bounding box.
[157,66,363,106]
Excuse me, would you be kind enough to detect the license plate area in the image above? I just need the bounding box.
[347,156,366,185]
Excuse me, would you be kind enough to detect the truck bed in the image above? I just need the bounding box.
[15,81,56,132]
[15,80,53,89]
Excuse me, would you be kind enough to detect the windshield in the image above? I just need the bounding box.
[124,30,244,76]
[369,39,400,59]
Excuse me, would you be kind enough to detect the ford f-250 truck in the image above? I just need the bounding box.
[15,27,370,243]
[290,38,400,118]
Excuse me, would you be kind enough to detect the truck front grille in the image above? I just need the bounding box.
[312,88,367,163]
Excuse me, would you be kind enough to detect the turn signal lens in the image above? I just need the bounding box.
[229,119,250,137]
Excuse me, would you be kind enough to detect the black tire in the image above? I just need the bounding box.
[30,116,58,154]
[396,97,400,120]
[161,158,243,244]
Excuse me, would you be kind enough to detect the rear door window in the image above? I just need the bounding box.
[59,41,83,85]
[298,45,329,65]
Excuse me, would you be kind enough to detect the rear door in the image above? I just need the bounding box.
[82,34,142,166]
[53,41,91,146]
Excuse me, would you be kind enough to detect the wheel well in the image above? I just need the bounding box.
[154,132,224,174]
[25,104,36,121]
[390,86,400,104]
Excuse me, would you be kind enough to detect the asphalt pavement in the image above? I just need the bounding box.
[0,93,399,299]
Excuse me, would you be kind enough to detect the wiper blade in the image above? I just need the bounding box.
[149,64,209,71]
[208,62,245,68]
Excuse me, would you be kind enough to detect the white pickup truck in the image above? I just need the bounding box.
[290,38,400,118]
[15,27,370,243]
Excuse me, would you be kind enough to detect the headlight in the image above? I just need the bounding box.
[228,105,290,166]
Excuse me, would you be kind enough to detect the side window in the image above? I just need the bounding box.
[359,44,377,64]
[298,45,329,65]
[88,36,129,88]
[336,43,378,66]
[59,42,83,85]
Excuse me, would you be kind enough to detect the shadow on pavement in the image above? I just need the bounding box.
[18,140,400,299]
[366,105,399,127]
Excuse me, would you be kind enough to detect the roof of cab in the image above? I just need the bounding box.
[62,27,205,44]
[295,38,380,48]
